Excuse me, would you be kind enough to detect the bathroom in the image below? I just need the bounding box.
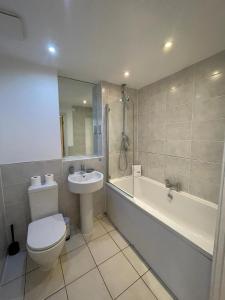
[0,1,225,300]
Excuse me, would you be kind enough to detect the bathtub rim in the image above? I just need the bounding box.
[106,181,214,260]
[110,175,217,210]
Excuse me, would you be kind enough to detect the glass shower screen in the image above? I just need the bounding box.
[106,95,134,197]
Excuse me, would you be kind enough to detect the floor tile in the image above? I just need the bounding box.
[142,271,174,300]
[61,232,85,255]
[25,262,64,300]
[61,245,95,285]
[99,217,115,232]
[26,255,39,273]
[66,268,111,300]
[123,247,148,276]
[0,276,25,300]
[1,251,27,285]
[88,234,120,265]
[46,288,67,300]
[109,230,129,250]
[83,221,107,242]
[99,252,139,299]
[117,278,157,300]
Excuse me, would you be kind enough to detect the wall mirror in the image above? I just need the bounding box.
[58,76,102,157]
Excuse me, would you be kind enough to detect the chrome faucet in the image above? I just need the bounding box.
[165,179,181,201]
[68,165,75,174]
[165,179,181,192]
[80,161,86,173]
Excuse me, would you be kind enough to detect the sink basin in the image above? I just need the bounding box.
[68,171,103,194]
[68,171,104,235]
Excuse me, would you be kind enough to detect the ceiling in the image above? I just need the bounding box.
[0,0,225,88]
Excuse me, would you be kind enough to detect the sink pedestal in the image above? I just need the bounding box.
[80,193,93,234]
[68,171,103,235]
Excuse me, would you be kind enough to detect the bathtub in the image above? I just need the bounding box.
[107,176,218,300]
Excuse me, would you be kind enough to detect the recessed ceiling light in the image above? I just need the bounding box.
[212,70,221,76]
[163,41,173,51]
[124,71,130,78]
[170,86,177,92]
[48,45,56,54]
[211,70,222,80]
[83,100,87,104]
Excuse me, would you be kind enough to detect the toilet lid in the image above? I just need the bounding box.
[27,214,66,251]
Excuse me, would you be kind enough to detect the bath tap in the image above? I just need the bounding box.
[68,165,74,174]
[168,190,173,200]
[80,162,86,174]
[165,179,181,192]
[166,179,181,201]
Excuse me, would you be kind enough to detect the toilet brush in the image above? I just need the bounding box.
[8,224,20,255]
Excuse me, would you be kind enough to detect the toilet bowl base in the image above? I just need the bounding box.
[27,233,66,271]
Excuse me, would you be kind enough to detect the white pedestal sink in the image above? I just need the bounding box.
[68,171,103,234]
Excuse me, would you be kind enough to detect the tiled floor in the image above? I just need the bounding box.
[0,215,174,300]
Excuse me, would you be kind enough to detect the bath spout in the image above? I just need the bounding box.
[168,189,173,200]
[165,179,181,192]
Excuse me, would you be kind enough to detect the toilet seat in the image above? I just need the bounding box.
[27,214,66,251]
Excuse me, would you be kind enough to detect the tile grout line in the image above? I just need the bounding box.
[21,224,117,300]
[84,221,151,300]
[0,272,26,288]
[101,220,171,300]
[188,71,196,194]
[83,233,114,300]
[95,245,129,268]
[64,266,97,289]
[114,276,141,300]
[140,275,159,300]
[59,257,69,300]
[60,227,110,260]
[108,233,130,252]
[141,269,176,300]
[44,287,66,300]
[17,218,166,300]
[0,253,28,288]
[120,247,149,279]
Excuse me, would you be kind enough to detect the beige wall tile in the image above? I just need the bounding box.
[192,119,225,141]
[147,153,165,183]
[166,122,191,140]
[137,50,225,203]
[165,140,191,158]
[191,141,224,163]
[190,160,222,185]
[166,103,193,123]
[193,96,225,122]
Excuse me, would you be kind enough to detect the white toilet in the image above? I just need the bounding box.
[27,181,66,271]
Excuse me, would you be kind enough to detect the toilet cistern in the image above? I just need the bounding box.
[68,171,104,234]
[27,180,66,271]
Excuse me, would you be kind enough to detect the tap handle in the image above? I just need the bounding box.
[69,165,74,174]
[165,179,171,188]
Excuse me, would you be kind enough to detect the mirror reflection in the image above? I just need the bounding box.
[58,76,96,157]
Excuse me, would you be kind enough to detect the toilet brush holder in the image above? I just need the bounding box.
[8,224,20,256]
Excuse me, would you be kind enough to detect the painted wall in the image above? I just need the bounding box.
[0,57,61,164]
[137,51,225,204]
